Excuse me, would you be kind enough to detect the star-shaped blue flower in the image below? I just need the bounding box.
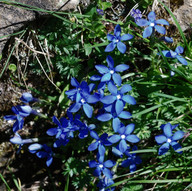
[100,82,136,115]
[94,56,129,86]
[155,123,184,155]
[161,46,188,65]
[105,24,133,53]
[136,11,169,38]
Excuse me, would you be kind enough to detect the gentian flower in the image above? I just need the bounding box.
[97,8,104,16]
[88,132,112,157]
[97,177,115,191]
[121,145,142,172]
[155,123,185,155]
[108,123,140,153]
[28,143,53,166]
[160,36,173,43]
[4,105,32,132]
[100,82,136,115]
[136,11,169,38]
[94,56,129,86]
[130,9,142,22]
[105,24,133,54]
[89,154,116,178]
[161,46,188,65]
[20,92,38,103]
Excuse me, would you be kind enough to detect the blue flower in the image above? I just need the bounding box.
[20,92,38,103]
[89,154,116,178]
[4,105,32,133]
[130,9,142,22]
[28,144,53,167]
[88,132,112,157]
[161,46,188,65]
[155,123,185,155]
[97,8,104,16]
[121,145,142,172]
[100,82,136,115]
[108,123,140,153]
[136,11,169,38]
[97,177,115,191]
[105,24,133,53]
[94,56,129,86]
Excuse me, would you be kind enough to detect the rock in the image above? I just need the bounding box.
[0,0,80,55]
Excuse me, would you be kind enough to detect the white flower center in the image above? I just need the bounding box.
[99,164,103,168]
[8,120,13,124]
[98,140,101,144]
[81,99,86,104]
[150,22,155,27]
[115,39,119,43]
[110,70,114,74]
[121,134,126,139]
[167,138,172,143]
[117,94,121,100]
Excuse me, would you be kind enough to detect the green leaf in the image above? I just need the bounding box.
[101,2,112,10]
[8,64,17,72]
[84,43,92,56]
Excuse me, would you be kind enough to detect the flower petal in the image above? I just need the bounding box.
[176,55,188,65]
[175,46,184,54]
[119,111,132,119]
[114,24,121,37]
[119,139,127,153]
[101,73,111,82]
[104,160,116,168]
[148,11,156,21]
[136,19,149,26]
[103,168,113,178]
[69,103,81,113]
[107,34,115,41]
[155,19,169,25]
[115,100,124,115]
[108,135,121,143]
[155,135,167,144]
[108,81,117,95]
[97,113,112,121]
[106,55,114,68]
[117,41,126,54]
[46,128,58,136]
[155,25,166,34]
[122,95,136,105]
[115,64,129,72]
[126,135,140,143]
[163,123,172,137]
[120,84,132,94]
[88,141,99,151]
[170,141,182,154]
[100,95,116,104]
[143,26,153,38]
[120,34,133,41]
[95,65,109,74]
[105,42,116,52]
[172,131,184,141]
[112,117,121,132]
[125,123,135,135]
[112,73,122,86]
[89,160,97,168]
[158,142,170,155]
[71,78,79,87]
[83,103,93,118]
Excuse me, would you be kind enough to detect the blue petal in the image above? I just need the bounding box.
[126,135,140,143]
[158,142,170,155]
[115,100,124,115]
[122,95,136,105]
[87,95,99,104]
[90,131,99,140]
[112,117,121,132]
[112,73,122,86]
[176,55,188,65]
[119,139,127,153]
[88,141,99,151]
[95,65,109,74]
[160,36,173,43]
[28,143,42,153]
[121,158,131,167]
[36,151,47,158]
[10,136,22,145]
[97,113,112,121]
[103,168,113,178]
[108,82,117,95]
[175,46,184,54]
[148,11,156,21]
[114,24,121,37]
[117,41,126,54]
[71,78,79,87]
[130,164,137,173]
[170,141,182,154]
[90,75,101,81]
[101,73,111,82]
[105,42,116,52]
[52,116,61,126]
[100,95,116,104]
[172,131,184,141]
[83,103,93,118]
[46,128,58,136]
[107,34,115,41]
[108,135,121,143]
[155,25,166,34]
[155,19,169,25]
[112,147,123,157]
[120,34,133,41]
[125,123,135,135]
[104,160,116,168]
[161,50,172,57]
[163,123,172,137]
[120,84,132,94]
[115,64,129,72]
[106,55,114,68]
[89,160,98,168]
[46,156,53,167]
[98,144,106,158]
[119,111,132,119]
[4,115,16,121]
[69,103,81,113]
[136,19,149,26]
[93,167,101,177]
[155,135,167,144]
[143,26,153,38]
